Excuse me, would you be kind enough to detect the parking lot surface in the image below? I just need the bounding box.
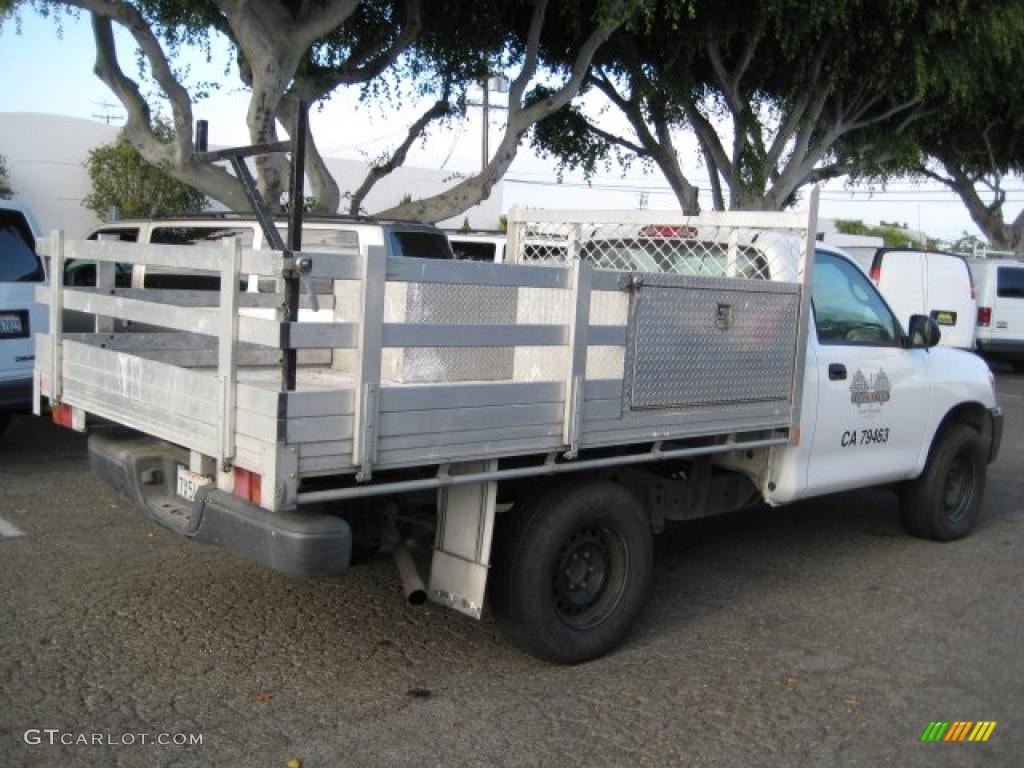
[1,372,1022,768]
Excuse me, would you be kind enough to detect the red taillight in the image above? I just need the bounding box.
[51,403,73,428]
[233,467,262,506]
[638,225,698,238]
[977,307,992,327]
[869,265,881,283]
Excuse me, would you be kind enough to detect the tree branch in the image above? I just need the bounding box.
[348,89,453,214]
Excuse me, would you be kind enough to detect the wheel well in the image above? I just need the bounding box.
[931,402,992,454]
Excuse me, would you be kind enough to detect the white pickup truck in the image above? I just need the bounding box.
[34,194,1001,663]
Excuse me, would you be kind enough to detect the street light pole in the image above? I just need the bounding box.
[481,78,489,172]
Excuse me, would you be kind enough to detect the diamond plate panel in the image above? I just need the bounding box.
[627,286,800,409]
[404,283,518,381]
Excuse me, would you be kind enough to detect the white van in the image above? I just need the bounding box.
[0,202,46,433]
[445,230,507,263]
[969,258,1024,371]
[870,248,976,349]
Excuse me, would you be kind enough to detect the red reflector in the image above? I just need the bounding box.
[869,265,881,283]
[638,225,698,238]
[51,403,73,427]
[977,307,991,327]
[233,467,262,506]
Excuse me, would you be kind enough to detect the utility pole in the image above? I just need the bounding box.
[470,76,509,172]
[91,101,123,125]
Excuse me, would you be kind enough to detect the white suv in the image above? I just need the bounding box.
[0,202,46,434]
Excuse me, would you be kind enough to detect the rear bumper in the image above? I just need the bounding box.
[976,339,1024,360]
[0,375,32,411]
[88,431,352,578]
[989,407,1003,464]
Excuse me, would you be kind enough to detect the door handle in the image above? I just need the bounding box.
[828,363,847,381]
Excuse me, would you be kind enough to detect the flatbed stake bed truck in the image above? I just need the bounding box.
[35,191,1002,663]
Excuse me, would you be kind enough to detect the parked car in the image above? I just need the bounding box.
[0,201,46,433]
[869,248,977,349]
[969,258,1024,371]
[445,230,507,263]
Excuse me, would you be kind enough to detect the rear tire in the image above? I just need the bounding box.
[490,481,653,664]
[900,423,986,541]
[0,413,10,435]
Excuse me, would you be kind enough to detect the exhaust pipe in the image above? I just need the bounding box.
[392,542,427,606]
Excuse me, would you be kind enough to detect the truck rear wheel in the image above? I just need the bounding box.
[900,423,986,541]
[490,481,653,664]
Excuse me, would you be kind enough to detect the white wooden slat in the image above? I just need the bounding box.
[284,322,358,349]
[587,325,627,346]
[298,455,357,475]
[63,239,285,275]
[297,440,353,458]
[59,384,219,456]
[285,389,354,418]
[62,361,220,423]
[61,289,222,335]
[287,415,353,443]
[375,435,564,469]
[378,380,564,413]
[378,402,563,438]
[377,422,563,452]
[62,341,221,402]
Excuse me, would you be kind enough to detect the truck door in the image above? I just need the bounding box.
[805,251,931,496]
[874,249,925,332]
[923,252,975,349]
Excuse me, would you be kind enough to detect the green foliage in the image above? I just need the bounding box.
[834,219,939,250]
[497,214,507,232]
[83,126,206,221]
[0,155,12,199]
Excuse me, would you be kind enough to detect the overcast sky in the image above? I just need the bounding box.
[2,9,1021,243]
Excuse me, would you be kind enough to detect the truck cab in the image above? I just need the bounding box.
[740,247,1000,541]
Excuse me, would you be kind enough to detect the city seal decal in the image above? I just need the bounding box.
[850,368,890,411]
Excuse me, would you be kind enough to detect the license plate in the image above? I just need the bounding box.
[176,465,211,502]
[0,314,23,335]
[931,310,957,326]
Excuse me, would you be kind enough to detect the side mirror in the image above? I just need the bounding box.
[905,314,941,349]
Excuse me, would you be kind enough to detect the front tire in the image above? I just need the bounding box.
[900,423,986,541]
[490,481,653,664]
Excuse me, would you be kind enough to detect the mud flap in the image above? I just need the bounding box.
[428,460,497,619]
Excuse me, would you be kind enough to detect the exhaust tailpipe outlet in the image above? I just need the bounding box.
[392,542,427,606]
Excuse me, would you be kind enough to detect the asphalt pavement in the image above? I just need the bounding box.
[1,372,1022,768]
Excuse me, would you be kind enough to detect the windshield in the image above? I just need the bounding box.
[390,231,454,259]
[0,211,45,283]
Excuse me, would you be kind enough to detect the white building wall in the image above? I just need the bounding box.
[0,112,503,236]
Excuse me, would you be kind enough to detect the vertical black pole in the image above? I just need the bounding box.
[283,101,308,391]
[195,120,209,153]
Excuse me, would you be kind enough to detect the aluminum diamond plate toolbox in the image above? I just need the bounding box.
[624,275,801,410]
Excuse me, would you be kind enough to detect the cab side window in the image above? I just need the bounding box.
[812,251,900,346]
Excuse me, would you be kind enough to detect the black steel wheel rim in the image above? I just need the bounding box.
[551,525,629,630]
[943,449,976,524]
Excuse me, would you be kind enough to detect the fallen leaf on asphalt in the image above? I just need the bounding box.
[783,674,798,689]
[146,532,154,538]
[286,758,302,768]
[255,693,273,703]
[843,695,858,708]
